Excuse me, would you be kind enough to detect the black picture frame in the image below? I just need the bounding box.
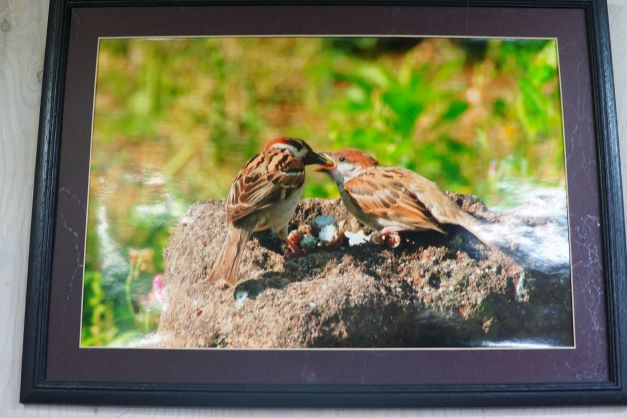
[20,0,626,407]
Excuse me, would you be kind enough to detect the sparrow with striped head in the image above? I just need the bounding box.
[207,137,328,287]
[318,149,487,248]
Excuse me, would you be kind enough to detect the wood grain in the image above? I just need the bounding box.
[1,0,627,416]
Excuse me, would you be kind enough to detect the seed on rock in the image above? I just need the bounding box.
[344,230,369,246]
[319,224,339,245]
[312,215,335,230]
[300,234,318,249]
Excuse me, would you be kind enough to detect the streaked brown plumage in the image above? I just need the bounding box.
[318,148,485,246]
[207,137,327,287]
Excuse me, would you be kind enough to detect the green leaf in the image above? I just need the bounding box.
[356,65,391,88]
[441,100,469,121]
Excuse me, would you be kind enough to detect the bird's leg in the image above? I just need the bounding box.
[278,226,303,258]
[371,228,402,248]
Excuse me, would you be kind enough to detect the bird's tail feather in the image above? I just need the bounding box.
[455,211,496,249]
[458,212,532,269]
[207,227,251,287]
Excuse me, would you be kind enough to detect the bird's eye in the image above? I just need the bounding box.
[338,156,346,162]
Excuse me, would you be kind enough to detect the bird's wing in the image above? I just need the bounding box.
[398,167,477,228]
[343,167,445,233]
[226,150,305,223]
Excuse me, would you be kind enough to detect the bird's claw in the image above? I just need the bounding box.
[284,230,304,258]
[371,230,402,248]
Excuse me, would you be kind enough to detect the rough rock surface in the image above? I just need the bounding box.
[153,196,573,348]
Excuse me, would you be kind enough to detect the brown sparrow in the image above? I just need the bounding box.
[318,148,486,247]
[207,137,328,287]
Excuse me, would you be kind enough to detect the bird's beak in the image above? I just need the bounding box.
[304,150,331,166]
[315,153,336,172]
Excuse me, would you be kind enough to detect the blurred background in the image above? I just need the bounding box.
[82,37,564,347]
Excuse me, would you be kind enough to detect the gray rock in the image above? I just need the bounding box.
[153,197,573,348]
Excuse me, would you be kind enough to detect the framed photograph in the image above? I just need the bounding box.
[21,0,627,407]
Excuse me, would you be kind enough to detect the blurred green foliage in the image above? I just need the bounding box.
[83,37,564,346]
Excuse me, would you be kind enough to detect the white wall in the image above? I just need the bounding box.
[1,0,626,416]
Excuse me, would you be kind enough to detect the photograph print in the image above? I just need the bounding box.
[82,36,572,349]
